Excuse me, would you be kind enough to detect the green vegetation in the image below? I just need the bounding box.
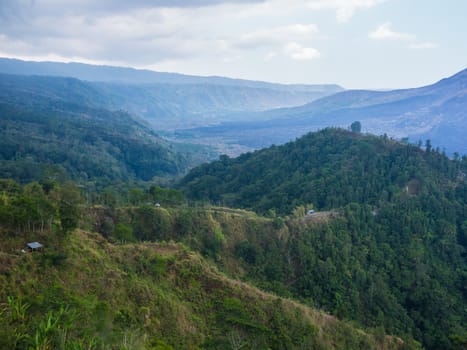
[1,128,465,349]
[350,121,362,133]
[96,203,464,349]
[0,182,403,349]
[0,179,83,235]
[0,74,218,185]
[0,102,188,183]
[179,129,467,349]
[179,128,466,215]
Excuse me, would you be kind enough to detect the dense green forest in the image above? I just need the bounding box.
[178,129,467,349]
[0,180,408,350]
[179,128,466,215]
[0,74,216,185]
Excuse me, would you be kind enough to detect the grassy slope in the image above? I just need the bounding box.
[88,202,465,349]
[0,228,405,350]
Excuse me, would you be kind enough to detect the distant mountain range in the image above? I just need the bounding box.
[0,57,341,91]
[178,68,467,155]
[0,58,343,128]
[1,57,465,155]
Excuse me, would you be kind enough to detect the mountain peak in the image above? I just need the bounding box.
[435,67,467,85]
[451,67,467,79]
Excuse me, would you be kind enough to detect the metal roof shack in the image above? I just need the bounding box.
[27,242,43,252]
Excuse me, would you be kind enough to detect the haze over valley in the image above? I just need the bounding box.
[2,58,466,157]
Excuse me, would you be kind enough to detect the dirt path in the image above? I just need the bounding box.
[304,211,339,223]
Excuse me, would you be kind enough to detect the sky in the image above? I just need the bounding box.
[0,0,466,89]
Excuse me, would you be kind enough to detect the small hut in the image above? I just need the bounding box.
[27,242,43,252]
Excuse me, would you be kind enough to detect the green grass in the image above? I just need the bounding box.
[0,228,408,350]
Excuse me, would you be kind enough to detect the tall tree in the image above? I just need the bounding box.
[58,183,82,234]
[350,121,362,133]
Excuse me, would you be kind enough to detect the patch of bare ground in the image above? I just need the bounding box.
[304,211,339,223]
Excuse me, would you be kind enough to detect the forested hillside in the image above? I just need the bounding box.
[0,74,212,184]
[0,123,467,349]
[179,128,466,215]
[0,180,405,350]
[179,128,467,349]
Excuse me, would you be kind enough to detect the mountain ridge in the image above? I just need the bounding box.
[0,58,344,128]
[0,57,343,91]
[178,67,467,155]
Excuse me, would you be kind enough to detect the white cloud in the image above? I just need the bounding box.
[285,42,320,60]
[233,0,385,22]
[409,42,438,49]
[306,0,385,22]
[369,22,415,40]
[231,24,320,61]
[369,22,438,51]
[235,23,318,49]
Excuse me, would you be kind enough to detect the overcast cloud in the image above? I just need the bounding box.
[0,0,465,88]
[0,0,325,66]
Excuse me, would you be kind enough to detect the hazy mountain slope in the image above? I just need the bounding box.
[290,68,467,112]
[0,74,194,183]
[180,68,467,154]
[0,58,343,126]
[253,67,467,121]
[93,81,342,128]
[0,57,342,91]
[0,73,112,110]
